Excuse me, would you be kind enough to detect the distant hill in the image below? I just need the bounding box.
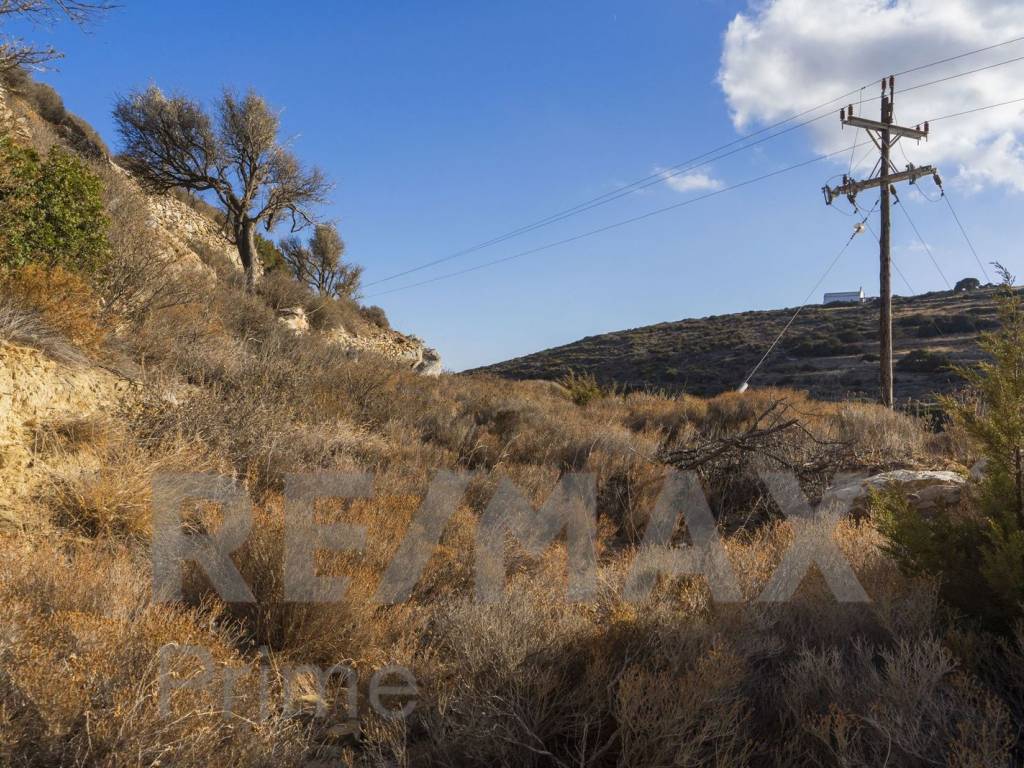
[472,287,1003,403]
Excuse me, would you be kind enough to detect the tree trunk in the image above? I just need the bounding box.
[235,219,260,291]
[1016,446,1024,529]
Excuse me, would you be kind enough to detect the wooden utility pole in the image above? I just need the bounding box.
[822,75,937,408]
[879,92,893,409]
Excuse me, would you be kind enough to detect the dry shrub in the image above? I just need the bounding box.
[413,583,603,766]
[91,161,204,325]
[2,264,106,353]
[360,304,390,329]
[782,640,1013,766]
[258,269,313,312]
[615,645,753,767]
[38,413,225,542]
[304,294,367,334]
[0,538,309,767]
[828,401,930,467]
[396,518,1013,767]
[178,493,421,668]
[9,206,1009,765]
[0,296,87,364]
[31,415,112,456]
[125,327,398,496]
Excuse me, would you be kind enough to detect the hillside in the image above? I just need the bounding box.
[2,39,1023,768]
[475,287,1000,402]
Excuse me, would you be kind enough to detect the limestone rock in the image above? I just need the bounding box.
[0,341,134,522]
[830,469,966,518]
[0,85,31,142]
[328,326,442,375]
[415,346,443,377]
[278,306,309,334]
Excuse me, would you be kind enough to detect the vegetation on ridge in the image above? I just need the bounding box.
[476,286,999,402]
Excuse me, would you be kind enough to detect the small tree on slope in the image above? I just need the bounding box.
[952,265,1024,528]
[280,223,362,299]
[113,87,330,289]
[877,264,1024,628]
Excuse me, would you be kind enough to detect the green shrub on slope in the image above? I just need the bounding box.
[876,266,1024,630]
[0,135,109,274]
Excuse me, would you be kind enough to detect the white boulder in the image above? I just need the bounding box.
[829,469,966,517]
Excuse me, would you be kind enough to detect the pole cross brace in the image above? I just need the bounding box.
[823,164,936,205]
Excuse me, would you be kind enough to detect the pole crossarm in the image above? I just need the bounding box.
[842,115,929,141]
[823,164,936,204]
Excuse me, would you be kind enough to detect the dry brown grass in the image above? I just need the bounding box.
[0,537,310,767]
[2,265,106,354]
[0,298,88,365]
[4,234,1019,765]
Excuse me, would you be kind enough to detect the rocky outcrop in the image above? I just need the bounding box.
[0,341,134,525]
[278,306,310,334]
[830,469,966,518]
[328,327,443,374]
[415,345,443,377]
[141,185,242,274]
[0,85,31,142]
[141,192,442,372]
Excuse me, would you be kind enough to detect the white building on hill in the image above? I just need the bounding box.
[823,287,865,305]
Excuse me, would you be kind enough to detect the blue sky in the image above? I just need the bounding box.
[14,0,1024,370]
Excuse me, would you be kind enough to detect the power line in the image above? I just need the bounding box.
[895,197,951,289]
[741,200,880,388]
[867,214,951,345]
[367,93,1024,299]
[363,108,843,288]
[929,94,1024,122]
[899,134,996,284]
[366,140,874,298]
[866,218,915,294]
[364,36,1024,288]
[890,34,1024,79]
[894,141,993,284]
[943,192,992,282]
[897,52,1024,99]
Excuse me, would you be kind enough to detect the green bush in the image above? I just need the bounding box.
[896,349,951,372]
[0,136,110,274]
[876,266,1024,630]
[790,336,861,357]
[955,277,982,292]
[255,233,285,272]
[913,315,997,339]
[559,369,605,406]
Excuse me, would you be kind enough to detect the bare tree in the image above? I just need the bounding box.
[113,86,330,289]
[0,1,113,70]
[280,223,363,298]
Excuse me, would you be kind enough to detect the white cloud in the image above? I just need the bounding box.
[718,0,1024,191]
[656,168,724,193]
